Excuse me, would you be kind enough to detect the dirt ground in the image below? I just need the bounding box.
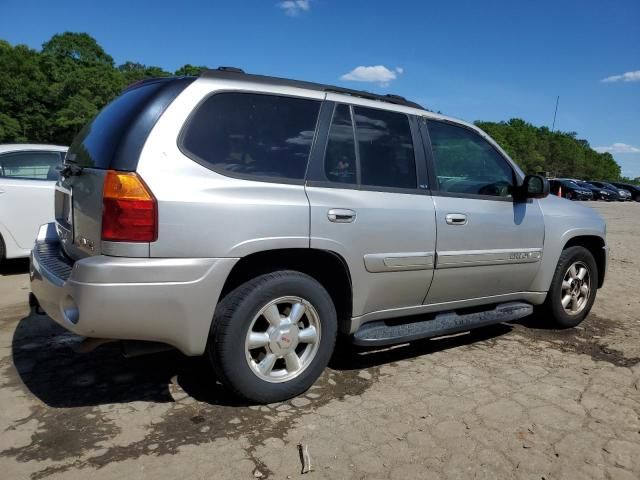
[0,201,639,480]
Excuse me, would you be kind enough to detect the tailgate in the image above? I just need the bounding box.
[55,169,106,260]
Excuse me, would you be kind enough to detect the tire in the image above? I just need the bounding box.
[0,233,5,264]
[208,271,337,403]
[543,246,598,328]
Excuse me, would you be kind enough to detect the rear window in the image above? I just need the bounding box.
[67,78,194,170]
[181,92,321,181]
[353,106,416,189]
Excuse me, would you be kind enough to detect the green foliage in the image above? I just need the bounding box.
[475,119,621,181]
[0,33,209,146]
[0,32,623,181]
[174,64,208,76]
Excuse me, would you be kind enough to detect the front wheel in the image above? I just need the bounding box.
[543,246,597,328]
[208,271,337,403]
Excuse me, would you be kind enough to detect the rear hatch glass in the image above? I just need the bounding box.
[67,78,194,170]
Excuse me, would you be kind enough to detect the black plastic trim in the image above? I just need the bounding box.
[305,100,336,184]
[431,191,517,202]
[408,115,429,190]
[353,302,533,347]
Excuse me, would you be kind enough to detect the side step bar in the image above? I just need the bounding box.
[352,301,533,347]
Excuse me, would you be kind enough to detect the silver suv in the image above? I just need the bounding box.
[30,68,608,403]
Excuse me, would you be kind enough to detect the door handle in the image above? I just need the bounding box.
[445,213,467,225]
[328,208,356,223]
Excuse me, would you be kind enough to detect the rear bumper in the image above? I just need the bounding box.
[30,223,238,355]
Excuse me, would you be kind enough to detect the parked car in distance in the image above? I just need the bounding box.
[589,181,631,201]
[30,69,608,403]
[576,181,618,201]
[610,182,640,202]
[549,179,593,200]
[0,144,67,262]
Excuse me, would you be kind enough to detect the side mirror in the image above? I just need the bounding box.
[517,175,549,200]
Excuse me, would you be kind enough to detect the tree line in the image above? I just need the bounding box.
[475,119,628,182]
[0,32,205,146]
[0,32,632,183]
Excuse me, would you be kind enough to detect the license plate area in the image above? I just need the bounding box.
[54,185,73,243]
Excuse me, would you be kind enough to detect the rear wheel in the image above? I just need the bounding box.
[0,234,5,264]
[543,246,597,328]
[208,271,337,403]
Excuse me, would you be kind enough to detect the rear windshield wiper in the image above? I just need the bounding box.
[60,164,83,177]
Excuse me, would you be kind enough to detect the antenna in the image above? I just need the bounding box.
[551,95,560,132]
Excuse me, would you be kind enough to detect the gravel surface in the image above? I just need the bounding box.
[0,201,638,480]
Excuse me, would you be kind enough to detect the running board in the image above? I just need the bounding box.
[352,301,533,347]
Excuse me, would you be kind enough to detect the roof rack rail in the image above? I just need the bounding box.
[216,66,245,74]
[322,87,423,109]
[200,67,425,110]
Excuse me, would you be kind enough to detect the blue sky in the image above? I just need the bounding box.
[2,0,639,177]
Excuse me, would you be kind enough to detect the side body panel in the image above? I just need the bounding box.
[530,195,607,291]
[138,78,323,258]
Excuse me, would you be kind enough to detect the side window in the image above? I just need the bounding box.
[181,92,321,181]
[324,104,357,184]
[0,151,63,181]
[353,106,417,189]
[427,121,514,197]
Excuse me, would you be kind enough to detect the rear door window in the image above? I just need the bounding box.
[353,106,417,189]
[324,104,357,184]
[181,93,321,181]
[0,151,64,180]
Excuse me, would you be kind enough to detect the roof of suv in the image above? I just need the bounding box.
[201,67,426,110]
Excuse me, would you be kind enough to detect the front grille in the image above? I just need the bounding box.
[35,241,74,281]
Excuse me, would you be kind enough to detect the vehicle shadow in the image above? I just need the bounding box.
[0,258,30,276]
[11,312,514,409]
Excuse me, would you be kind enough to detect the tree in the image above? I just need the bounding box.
[41,32,113,66]
[475,119,621,181]
[118,61,171,87]
[174,64,208,76]
[0,41,50,142]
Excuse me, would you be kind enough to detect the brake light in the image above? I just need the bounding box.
[101,170,157,242]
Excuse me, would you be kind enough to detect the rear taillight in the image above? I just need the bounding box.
[101,170,157,242]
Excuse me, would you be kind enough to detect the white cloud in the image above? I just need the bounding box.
[594,143,640,154]
[277,0,311,16]
[340,65,404,86]
[601,70,640,83]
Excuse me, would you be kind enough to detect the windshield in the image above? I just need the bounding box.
[562,180,580,189]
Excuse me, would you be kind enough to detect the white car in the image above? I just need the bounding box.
[0,144,67,262]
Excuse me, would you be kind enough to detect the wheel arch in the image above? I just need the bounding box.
[562,235,606,288]
[219,248,353,331]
